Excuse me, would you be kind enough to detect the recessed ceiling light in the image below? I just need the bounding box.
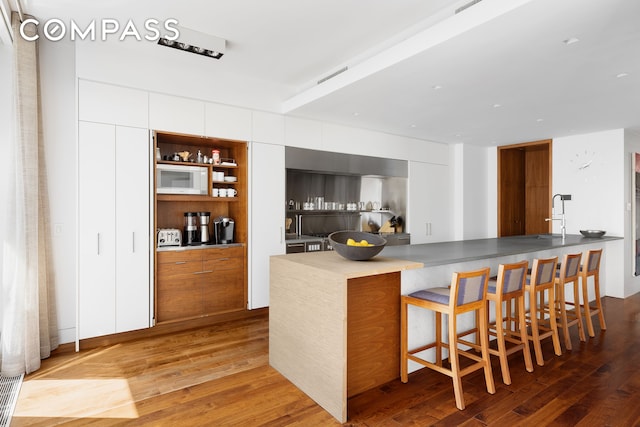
[492,104,502,108]
[432,85,442,90]
[352,112,360,117]
[563,37,580,45]
[536,118,544,122]
[616,72,629,78]
[455,133,462,137]
[410,124,417,128]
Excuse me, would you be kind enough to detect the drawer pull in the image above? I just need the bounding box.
[217,257,230,261]
[193,270,214,275]
[174,261,187,265]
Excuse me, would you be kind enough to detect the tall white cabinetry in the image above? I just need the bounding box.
[78,121,151,339]
[249,141,285,308]
[408,161,451,244]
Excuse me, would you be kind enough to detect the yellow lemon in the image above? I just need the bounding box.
[360,239,369,246]
[347,238,357,246]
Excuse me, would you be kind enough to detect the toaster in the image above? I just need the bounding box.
[157,228,182,247]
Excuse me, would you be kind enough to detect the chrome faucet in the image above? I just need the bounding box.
[545,194,571,240]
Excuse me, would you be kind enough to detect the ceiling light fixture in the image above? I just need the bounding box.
[536,118,544,122]
[492,104,502,108]
[616,72,629,78]
[432,85,442,90]
[563,37,580,45]
[158,26,226,60]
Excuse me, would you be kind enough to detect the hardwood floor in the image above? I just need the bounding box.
[12,294,640,426]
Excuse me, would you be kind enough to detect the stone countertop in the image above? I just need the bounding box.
[156,242,243,252]
[380,234,622,267]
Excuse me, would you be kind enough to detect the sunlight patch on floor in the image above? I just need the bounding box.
[13,379,139,419]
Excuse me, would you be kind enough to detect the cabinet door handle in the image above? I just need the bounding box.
[193,270,213,275]
[97,233,100,255]
[132,232,135,253]
[280,226,283,244]
[217,257,230,261]
[174,261,187,265]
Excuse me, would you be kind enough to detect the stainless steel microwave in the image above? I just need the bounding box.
[156,164,208,195]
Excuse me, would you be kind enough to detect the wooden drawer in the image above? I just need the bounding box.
[203,256,243,272]
[200,246,243,260]
[157,250,202,265]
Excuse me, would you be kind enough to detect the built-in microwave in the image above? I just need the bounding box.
[156,164,208,195]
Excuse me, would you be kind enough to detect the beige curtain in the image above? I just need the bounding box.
[1,12,58,376]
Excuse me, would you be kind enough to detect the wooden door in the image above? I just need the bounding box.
[498,140,552,237]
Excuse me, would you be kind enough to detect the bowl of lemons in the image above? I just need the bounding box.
[328,231,387,261]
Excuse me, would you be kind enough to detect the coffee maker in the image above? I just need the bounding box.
[214,217,235,244]
[198,212,211,244]
[183,212,198,245]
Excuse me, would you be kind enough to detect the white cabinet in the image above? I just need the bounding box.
[284,116,322,149]
[78,122,151,339]
[408,161,451,244]
[78,80,148,128]
[249,141,285,309]
[115,126,151,332]
[149,93,205,135]
[252,111,284,145]
[205,103,252,141]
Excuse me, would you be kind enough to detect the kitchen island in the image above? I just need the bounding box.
[269,233,622,423]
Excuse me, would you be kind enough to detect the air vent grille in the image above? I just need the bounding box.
[455,0,483,14]
[317,66,348,85]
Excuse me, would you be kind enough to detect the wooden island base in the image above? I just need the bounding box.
[269,252,422,423]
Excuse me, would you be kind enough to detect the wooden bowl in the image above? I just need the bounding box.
[328,231,387,261]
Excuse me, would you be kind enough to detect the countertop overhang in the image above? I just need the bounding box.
[380,234,622,267]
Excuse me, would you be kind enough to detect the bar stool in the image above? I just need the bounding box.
[400,267,494,410]
[554,253,586,350]
[485,261,534,385]
[524,257,562,366]
[579,249,606,337]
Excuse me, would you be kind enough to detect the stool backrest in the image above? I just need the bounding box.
[531,257,558,287]
[585,249,603,274]
[497,260,528,295]
[453,267,490,306]
[560,253,582,281]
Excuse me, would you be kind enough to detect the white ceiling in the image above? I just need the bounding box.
[17,0,640,146]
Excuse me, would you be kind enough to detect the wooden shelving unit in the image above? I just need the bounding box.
[153,131,248,324]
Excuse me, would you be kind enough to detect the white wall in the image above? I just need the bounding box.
[553,129,626,297]
[624,129,640,297]
[0,40,14,330]
[38,38,77,343]
[451,143,493,241]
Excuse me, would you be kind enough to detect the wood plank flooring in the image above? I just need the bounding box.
[11,293,640,426]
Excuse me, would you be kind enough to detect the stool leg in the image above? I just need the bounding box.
[581,275,596,337]
[572,279,586,342]
[594,273,607,331]
[479,303,495,395]
[518,294,534,373]
[436,312,443,366]
[529,291,545,366]
[548,286,563,357]
[401,299,409,383]
[448,312,465,410]
[495,298,511,385]
[556,282,572,351]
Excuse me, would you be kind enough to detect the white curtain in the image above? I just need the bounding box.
[1,12,58,376]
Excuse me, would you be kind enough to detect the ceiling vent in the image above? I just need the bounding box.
[455,0,483,14]
[158,26,226,59]
[317,66,348,85]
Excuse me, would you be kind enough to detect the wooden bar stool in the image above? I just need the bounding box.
[484,261,534,385]
[579,249,606,337]
[401,267,495,410]
[554,253,586,350]
[524,257,562,366]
